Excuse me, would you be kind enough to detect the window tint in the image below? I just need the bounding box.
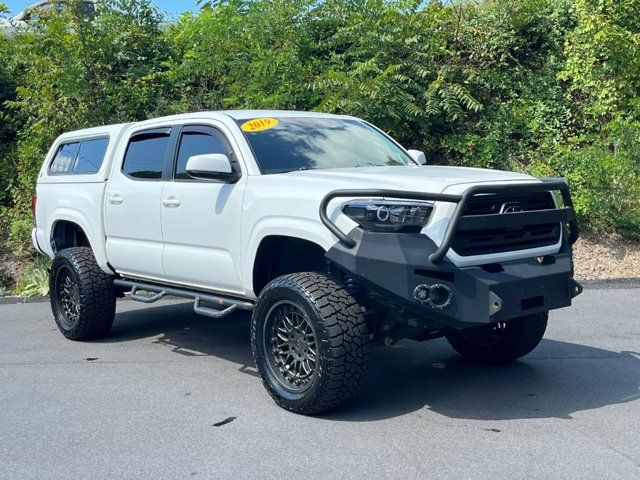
[237,117,414,174]
[48,137,110,176]
[175,130,234,180]
[74,138,109,174]
[123,132,171,180]
[49,143,80,174]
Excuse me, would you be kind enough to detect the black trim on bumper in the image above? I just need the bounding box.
[326,229,581,329]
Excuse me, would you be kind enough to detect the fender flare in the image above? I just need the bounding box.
[48,210,111,274]
[242,218,336,298]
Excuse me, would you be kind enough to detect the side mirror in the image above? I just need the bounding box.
[407,149,427,165]
[186,153,240,183]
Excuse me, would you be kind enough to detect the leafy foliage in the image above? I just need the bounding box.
[0,2,16,208]
[9,217,34,255]
[15,257,50,297]
[164,0,319,112]
[0,0,639,279]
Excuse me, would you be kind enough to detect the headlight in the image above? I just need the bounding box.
[342,200,433,232]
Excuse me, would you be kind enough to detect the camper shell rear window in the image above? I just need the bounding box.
[49,137,110,175]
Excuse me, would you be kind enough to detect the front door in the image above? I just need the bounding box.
[161,124,246,295]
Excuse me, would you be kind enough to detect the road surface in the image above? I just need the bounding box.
[1,285,639,479]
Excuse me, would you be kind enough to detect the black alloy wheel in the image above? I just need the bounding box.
[53,265,81,330]
[263,300,318,393]
[251,272,371,415]
[49,247,116,341]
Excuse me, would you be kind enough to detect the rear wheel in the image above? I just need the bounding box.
[251,272,370,415]
[446,312,548,364]
[50,247,116,341]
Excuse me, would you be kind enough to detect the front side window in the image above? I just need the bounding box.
[175,128,234,180]
[237,117,414,174]
[122,130,171,180]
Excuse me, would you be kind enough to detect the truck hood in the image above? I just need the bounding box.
[284,165,536,195]
[244,164,550,260]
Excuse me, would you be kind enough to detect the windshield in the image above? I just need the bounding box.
[236,117,415,174]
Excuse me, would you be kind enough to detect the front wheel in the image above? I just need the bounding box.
[446,312,548,364]
[50,247,116,341]
[251,272,371,415]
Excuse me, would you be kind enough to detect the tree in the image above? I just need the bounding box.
[0,2,17,207]
[1,0,639,241]
[5,0,172,215]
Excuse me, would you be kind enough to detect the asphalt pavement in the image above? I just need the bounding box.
[1,285,639,479]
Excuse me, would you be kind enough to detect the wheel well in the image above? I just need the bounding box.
[51,221,91,253]
[253,236,327,295]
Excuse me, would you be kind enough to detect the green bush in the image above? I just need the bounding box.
[570,152,640,238]
[0,0,639,246]
[532,144,640,237]
[15,257,50,297]
[9,217,34,255]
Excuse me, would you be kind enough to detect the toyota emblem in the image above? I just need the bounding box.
[500,202,523,213]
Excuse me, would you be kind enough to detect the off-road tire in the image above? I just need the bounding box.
[50,247,116,341]
[446,312,548,365]
[251,272,371,415]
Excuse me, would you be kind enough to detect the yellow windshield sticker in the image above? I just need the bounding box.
[241,118,279,132]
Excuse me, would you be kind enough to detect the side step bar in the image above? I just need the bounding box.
[113,279,254,319]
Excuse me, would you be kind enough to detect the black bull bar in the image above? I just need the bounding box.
[319,178,579,262]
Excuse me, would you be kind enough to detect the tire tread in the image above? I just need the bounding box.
[446,312,548,364]
[251,272,371,415]
[50,247,116,341]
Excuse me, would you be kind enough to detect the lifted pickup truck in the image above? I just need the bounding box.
[33,110,582,414]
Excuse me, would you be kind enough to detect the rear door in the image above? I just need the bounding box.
[104,127,173,279]
[160,123,246,294]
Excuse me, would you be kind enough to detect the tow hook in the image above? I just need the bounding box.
[571,279,583,298]
[413,284,453,309]
[489,291,503,316]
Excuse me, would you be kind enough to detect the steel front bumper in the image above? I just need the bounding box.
[326,229,582,328]
[320,178,582,328]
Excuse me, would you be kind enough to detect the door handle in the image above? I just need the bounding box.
[162,197,182,208]
[108,194,124,205]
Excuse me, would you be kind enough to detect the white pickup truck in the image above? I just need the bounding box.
[33,110,582,414]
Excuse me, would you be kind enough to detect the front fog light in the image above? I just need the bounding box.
[342,200,433,232]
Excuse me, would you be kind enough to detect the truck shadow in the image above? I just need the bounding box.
[102,301,640,422]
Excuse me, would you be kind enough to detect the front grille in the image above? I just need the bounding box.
[451,191,561,256]
[452,223,561,256]
[462,191,555,215]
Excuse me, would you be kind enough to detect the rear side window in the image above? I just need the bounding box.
[48,137,109,175]
[49,143,80,174]
[74,138,109,174]
[123,130,171,180]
